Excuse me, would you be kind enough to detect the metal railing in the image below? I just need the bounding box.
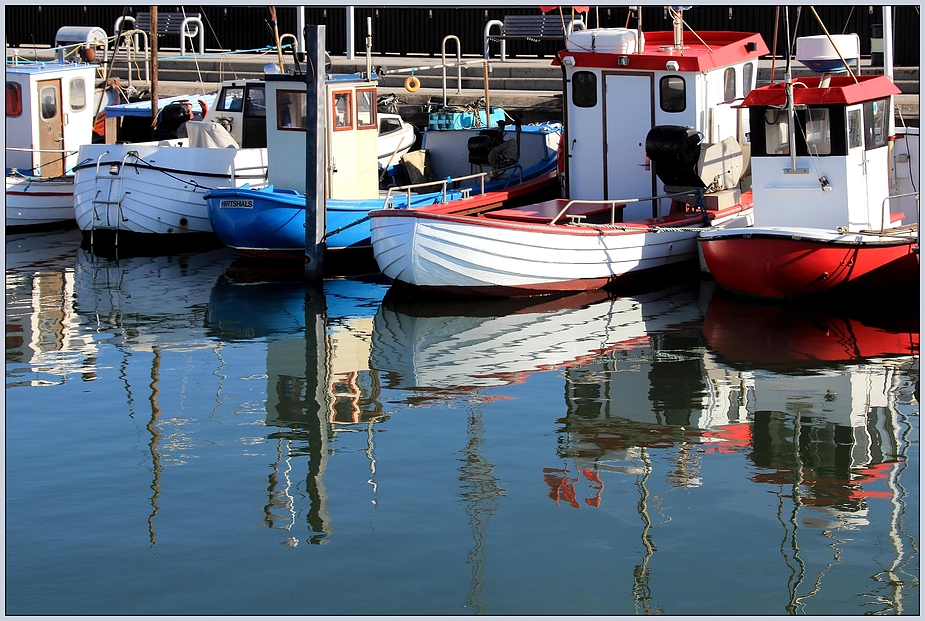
[548,191,697,226]
[383,171,488,209]
[878,191,920,234]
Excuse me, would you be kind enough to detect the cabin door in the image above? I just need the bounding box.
[604,73,655,220]
[36,79,64,178]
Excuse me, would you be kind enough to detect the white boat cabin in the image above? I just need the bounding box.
[5,62,98,177]
[745,36,903,232]
[559,26,767,220]
[263,73,379,200]
[203,79,267,148]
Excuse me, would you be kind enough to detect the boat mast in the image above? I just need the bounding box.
[783,7,806,175]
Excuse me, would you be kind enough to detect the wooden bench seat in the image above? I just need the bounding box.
[483,199,623,224]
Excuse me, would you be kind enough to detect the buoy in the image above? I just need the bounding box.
[404,75,421,93]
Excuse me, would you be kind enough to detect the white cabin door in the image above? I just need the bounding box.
[37,79,64,178]
[604,73,655,220]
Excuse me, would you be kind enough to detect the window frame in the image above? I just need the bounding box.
[356,88,377,130]
[69,77,87,112]
[39,85,58,121]
[276,89,306,131]
[332,90,354,131]
[6,82,22,117]
[659,75,686,113]
[723,67,736,103]
[571,71,597,108]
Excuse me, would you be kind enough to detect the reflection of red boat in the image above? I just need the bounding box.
[702,288,919,367]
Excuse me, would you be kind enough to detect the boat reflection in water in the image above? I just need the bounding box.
[206,264,390,544]
[6,228,917,613]
[699,288,918,614]
[372,280,918,614]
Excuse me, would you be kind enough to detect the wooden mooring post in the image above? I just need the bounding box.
[304,25,326,280]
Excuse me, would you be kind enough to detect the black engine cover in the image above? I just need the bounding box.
[644,125,705,188]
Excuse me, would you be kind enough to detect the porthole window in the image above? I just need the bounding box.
[6,83,22,117]
[723,67,736,102]
[571,71,597,108]
[660,76,685,112]
[69,78,86,112]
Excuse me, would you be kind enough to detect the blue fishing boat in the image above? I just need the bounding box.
[205,72,562,257]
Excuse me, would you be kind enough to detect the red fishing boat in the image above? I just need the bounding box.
[699,19,919,299]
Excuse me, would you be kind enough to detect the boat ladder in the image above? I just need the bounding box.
[89,150,134,247]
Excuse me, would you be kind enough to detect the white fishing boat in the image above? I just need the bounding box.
[72,77,271,247]
[369,9,766,296]
[5,60,106,228]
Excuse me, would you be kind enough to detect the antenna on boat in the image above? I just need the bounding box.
[669,6,691,50]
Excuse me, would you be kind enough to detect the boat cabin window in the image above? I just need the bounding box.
[244,86,266,117]
[723,68,736,102]
[571,71,596,108]
[276,90,306,130]
[356,88,377,129]
[379,116,403,136]
[763,108,790,154]
[332,91,353,130]
[69,78,86,112]
[743,62,755,96]
[800,108,832,155]
[39,85,58,120]
[217,86,245,112]
[660,76,685,112]
[863,98,889,150]
[847,108,863,149]
[6,83,22,117]
[750,105,847,156]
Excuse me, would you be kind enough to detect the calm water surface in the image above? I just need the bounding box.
[5,229,919,615]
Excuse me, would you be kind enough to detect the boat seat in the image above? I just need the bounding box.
[483,199,620,224]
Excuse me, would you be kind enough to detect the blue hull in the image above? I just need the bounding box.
[206,158,558,256]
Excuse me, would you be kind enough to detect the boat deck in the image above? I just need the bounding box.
[483,199,621,224]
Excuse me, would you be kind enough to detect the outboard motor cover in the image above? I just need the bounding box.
[153,101,194,140]
[645,125,705,188]
[467,123,506,166]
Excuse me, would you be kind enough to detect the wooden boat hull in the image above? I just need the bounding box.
[699,227,919,299]
[371,199,751,296]
[72,142,269,237]
[5,176,75,228]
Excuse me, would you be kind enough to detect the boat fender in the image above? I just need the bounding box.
[404,76,421,93]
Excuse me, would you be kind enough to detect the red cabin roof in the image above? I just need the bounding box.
[742,74,901,107]
[554,30,769,72]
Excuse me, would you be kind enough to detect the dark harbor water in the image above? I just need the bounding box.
[5,228,919,616]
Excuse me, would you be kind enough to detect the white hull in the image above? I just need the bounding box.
[73,142,269,235]
[370,209,729,295]
[6,176,76,227]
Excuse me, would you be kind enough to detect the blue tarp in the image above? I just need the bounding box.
[105,93,216,118]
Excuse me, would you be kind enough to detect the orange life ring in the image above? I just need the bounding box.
[404,76,421,93]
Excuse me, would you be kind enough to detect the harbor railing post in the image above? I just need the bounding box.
[305,25,326,281]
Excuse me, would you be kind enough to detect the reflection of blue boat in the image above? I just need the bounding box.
[206,73,562,257]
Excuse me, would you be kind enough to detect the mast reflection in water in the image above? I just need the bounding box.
[5,230,918,616]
